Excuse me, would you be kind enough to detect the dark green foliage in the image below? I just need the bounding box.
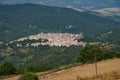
[74,45,102,64]
[0,62,16,76]
[102,51,120,59]
[0,44,7,49]
[0,4,120,41]
[0,44,81,69]
[26,66,52,73]
[98,29,120,45]
[18,73,39,80]
[18,66,52,73]
[78,36,101,42]
[74,45,120,64]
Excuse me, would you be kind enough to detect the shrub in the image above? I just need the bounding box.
[0,62,16,76]
[18,66,52,74]
[18,73,39,80]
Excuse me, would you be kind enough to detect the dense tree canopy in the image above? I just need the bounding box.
[75,45,102,64]
[0,62,16,76]
[18,73,39,80]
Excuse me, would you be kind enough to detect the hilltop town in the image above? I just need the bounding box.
[10,33,87,47]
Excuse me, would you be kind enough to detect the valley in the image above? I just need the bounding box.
[0,1,120,80]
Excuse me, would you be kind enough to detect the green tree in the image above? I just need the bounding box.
[0,62,16,76]
[18,73,39,80]
[75,45,102,64]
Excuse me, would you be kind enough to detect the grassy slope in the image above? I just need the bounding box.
[1,59,120,80]
[0,4,120,41]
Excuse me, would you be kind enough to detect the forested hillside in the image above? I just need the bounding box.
[0,43,81,68]
[98,29,120,45]
[0,4,120,41]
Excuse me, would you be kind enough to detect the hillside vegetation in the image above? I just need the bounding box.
[98,29,120,45]
[0,4,120,41]
[1,59,120,80]
[0,40,120,69]
[0,41,120,79]
[78,29,120,45]
[0,44,81,68]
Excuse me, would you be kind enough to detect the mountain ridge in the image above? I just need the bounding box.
[0,4,120,41]
[0,0,120,10]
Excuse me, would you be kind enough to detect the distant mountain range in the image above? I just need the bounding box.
[0,0,120,10]
[0,4,120,41]
[95,8,120,22]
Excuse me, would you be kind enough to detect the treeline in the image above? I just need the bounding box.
[0,62,16,76]
[0,62,51,76]
[0,62,39,80]
[74,45,120,64]
[18,66,52,74]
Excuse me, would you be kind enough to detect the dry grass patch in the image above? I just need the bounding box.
[40,59,120,80]
[77,71,120,80]
[1,59,120,80]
